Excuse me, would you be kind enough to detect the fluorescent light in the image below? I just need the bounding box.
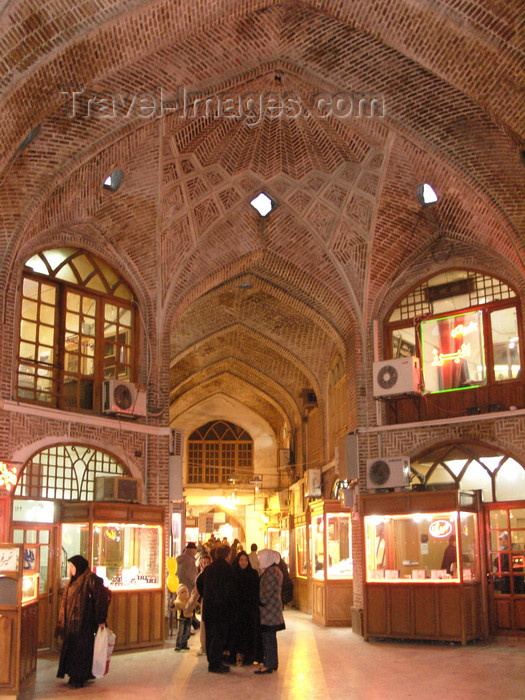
[417,183,439,205]
[250,192,275,216]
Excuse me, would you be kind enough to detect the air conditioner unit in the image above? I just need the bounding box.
[304,468,321,497]
[366,457,410,490]
[373,357,421,398]
[278,489,290,510]
[279,449,291,468]
[95,476,143,503]
[102,380,147,416]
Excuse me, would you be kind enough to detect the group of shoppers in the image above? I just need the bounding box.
[178,540,287,674]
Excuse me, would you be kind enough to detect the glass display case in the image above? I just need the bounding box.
[295,524,308,577]
[280,518,290,564]
[362,489,486,644]
[0,544,38,695]
[364,511,480,582]
[309,500,353,626]
[59,501,165,650]
[92,522,161,588]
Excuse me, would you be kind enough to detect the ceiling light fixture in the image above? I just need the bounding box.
[250,192,276,216]
[417,183,439,206]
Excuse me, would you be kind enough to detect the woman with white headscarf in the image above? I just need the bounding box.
[255,549,285,674]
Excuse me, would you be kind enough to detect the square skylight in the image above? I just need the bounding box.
[250,192,275,216]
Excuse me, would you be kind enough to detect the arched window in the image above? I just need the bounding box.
[187,420,253,484]
[411,442,525,502]
[17,248,137,411]
[387,270,521,393]
[14,444,128,501]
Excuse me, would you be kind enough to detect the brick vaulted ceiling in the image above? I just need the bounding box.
[0,0,523,432]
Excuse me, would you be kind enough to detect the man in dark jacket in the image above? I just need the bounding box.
[196,544,236,673]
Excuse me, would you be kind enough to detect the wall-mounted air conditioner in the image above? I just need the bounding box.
[278,489,290,510]
[102,380,147,416]
[95,476,143,503]
[373,357,421,398]
[279,449,291,467]
[366,457,410,490]
[304,468,321,497]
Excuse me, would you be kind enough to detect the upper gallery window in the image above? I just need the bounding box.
[187,420,253,485]
[17,248,136,411]
[386,270,521,393]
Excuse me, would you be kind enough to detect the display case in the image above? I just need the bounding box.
[0,544,38,696]
[309,499,353,626]
[60,501,165,650]
[279,515,290,565]
[291,512,312,613]
[362,489,487,644]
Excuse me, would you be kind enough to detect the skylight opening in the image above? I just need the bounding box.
[250,192,276,217]
[417,183,439,206]
[104,169,124,192]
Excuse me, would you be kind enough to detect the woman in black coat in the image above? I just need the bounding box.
[55,555,111,688]
[230,551,260,665]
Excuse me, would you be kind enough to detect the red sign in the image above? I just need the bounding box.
[429,520,453,539]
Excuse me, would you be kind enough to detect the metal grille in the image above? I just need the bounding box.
[14,444,127,501]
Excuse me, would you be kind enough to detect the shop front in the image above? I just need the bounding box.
[362,489,487,644]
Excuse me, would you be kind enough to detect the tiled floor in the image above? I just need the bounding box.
[25,610,525,699]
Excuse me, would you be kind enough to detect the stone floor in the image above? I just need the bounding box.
[24,610,525,700]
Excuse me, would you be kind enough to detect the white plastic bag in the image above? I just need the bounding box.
[92,627,109,678]
[105,628,116,674]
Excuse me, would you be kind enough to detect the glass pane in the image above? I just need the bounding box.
[365,513,461,581]
[421,310,486,392]
[312,515,324,579]
[26,530,38,544]
[326,513,352,578]
[391,327,416,358]
[21,299,38,321]
[39,325,54,347]
[295,525,308,577]
[23,277,40,298]
[105,304,118,322]
[39,530,50,544]
[460,512,479,580]
[82,296,96,317]
[496,460,525,501]
[491,307,520,380]
[55,263,77,284]
[41,283,56,304]
[61,524,90,578]
[40,544,49,593]
[13,529,24,543]
[119,308,132,326]
[93,523,162,589]
[67,293,80,312]
[65,312,79,333]
[19,342,36,360]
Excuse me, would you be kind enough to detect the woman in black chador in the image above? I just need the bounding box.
[55,555,111,688]
[230,550,260,665]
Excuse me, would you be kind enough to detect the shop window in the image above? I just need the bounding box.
[13,444,128,501]
[187,420,253,484]
[17,248,137,411]
[411,442,525,502]
[386,270,522,395]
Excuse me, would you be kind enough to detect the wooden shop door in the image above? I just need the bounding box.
[485,502,525,635]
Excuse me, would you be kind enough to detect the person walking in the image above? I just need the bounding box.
[55,555,111,688]
[177,542,200,630]
[248,543,261,575]
[255,549,285,675]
